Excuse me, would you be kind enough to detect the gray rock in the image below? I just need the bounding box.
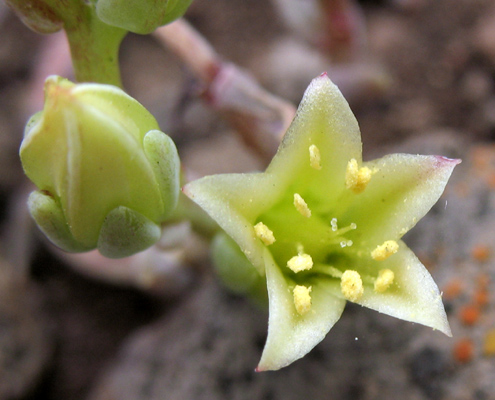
[0,256,51,399]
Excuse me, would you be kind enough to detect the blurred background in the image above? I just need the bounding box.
[0,0,494,399]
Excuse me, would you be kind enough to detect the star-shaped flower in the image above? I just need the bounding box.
[184,74,460,371]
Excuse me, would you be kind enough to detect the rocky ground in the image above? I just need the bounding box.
[1,0,495,399]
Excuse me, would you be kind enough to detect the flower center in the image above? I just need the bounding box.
[253,145,396,314]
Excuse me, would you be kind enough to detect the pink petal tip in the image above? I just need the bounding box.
[434,155,462,167]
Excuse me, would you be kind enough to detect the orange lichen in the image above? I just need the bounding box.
[459,305,480,326]
[474,273,490,307]
[442,278,464,300]
[453,338,474,363]
[483,329,495,357]
[474,289,489,308]
[471,245,491,262]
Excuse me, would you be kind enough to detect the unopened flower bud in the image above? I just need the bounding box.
[20,76,180,258]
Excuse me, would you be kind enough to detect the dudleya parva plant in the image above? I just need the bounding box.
[11,0,460,371]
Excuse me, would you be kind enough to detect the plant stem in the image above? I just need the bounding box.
[62,2,126,87]
[8,0,126,86]
[154,17,221,84]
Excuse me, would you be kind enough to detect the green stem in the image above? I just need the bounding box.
[11,0,127,86]
[63,2,126,87]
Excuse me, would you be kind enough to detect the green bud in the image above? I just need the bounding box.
[211,232,267,306]
[20,76,180,258]
[95,0,194,34]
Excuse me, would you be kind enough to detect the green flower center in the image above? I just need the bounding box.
[254,145,396,314]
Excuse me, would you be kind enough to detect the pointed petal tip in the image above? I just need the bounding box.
[445,326,453,338]
[314,72,333,85]
[181,183,192,197]
[434,155,462,167]
[439,317,452,337]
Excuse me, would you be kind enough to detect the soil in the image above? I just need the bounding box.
[1,0,495,399]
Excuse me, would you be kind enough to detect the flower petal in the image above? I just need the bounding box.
[184,173,280,274]
[184,75,363,273]
[343,154,460,250]
[336,243,451,336]
[267,74,362,205]
[257,249,346,371]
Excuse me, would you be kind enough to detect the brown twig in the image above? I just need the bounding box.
[154,19,296,161]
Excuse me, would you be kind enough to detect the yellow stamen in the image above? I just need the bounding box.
[371,240,399,261]
[293,193,312,218]
[287,253,313,273]
[345,158,372,193]
[341,270,364,302]
[254,222,275,246]
[293,285,312,315]
[309,144,321,170]
[374,269,395,293]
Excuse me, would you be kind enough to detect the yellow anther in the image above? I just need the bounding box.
[341,270,364,302]
[287,253,313,273]
[374,269,395,293]
[254,222,275,246]
[371,240,399,261]
[309,144,322,170]
[293,285,312,315]
[345,158,372,194]
[293,193,312,218]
